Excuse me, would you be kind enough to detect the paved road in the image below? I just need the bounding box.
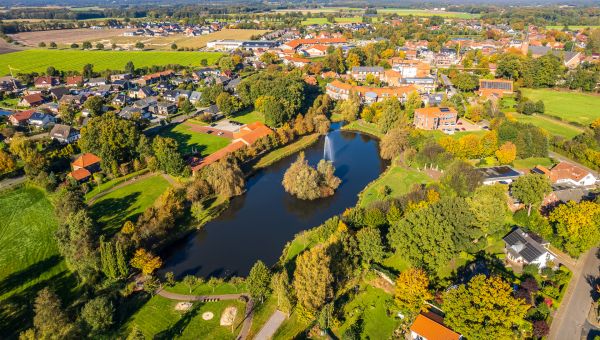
[253,310,286,340]
[548,248,599,340]
[156,289,254,340]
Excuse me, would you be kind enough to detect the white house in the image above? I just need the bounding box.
[503,228,556,269]
[534,162,597,187]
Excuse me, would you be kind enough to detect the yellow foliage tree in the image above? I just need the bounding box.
[130,248,162,275]
[395,268,433,315]
[549,201,600,256]
[591,118,600,129]
[121,221,135,235]
[0,149,16,173]
[495,142,517,164]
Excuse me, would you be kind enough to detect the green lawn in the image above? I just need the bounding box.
[380,252,411,273]
[359,165,433,207]
[230,110,266,124]
[513,157,555,170]
[89,174,171,234]
[247,295,278,339]
[0,97,18,109]
[125,295,245,339]
[511,112,583,139]
[0,49,223,75]
[520,88,600,126]
[161,123,230,156]
[85,169,150,201]
[334,285,399,339]
[0,186,78,336]
[342,120,384,138]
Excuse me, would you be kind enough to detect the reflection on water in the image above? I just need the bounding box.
[161,129,387,278]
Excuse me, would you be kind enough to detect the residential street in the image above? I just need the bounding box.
[548,248,599,340]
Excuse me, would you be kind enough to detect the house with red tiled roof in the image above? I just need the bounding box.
[8,109,36,126]
[325,80,417,104]
[66,75,84,87]
[192,121,273,172]
[281,38,346,51]
[34,76,59,89]
[18,93,45,107]
[410,313,462,340]
[69,153,101,182]
[534,162,597,187]
[283,56,311,67]
[303,44,328,57]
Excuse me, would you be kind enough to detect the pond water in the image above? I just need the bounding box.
[161,126,387,278]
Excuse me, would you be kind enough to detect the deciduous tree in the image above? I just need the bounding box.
[443,275,529,340]
[394,268,433,315]
[511,174,552,216]
[495,141,517,164]
[293,245,333,313]
[130,248,162,275]
[81,296,114,333]
[247,260,271,303]
[549,200,600,257]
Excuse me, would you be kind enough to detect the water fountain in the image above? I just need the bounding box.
[323,134,334,162]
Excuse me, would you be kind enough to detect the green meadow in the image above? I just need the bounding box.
[0,186,78,336]
[520,88,600,126]
[89,174,171,234]
[0,49,223,75]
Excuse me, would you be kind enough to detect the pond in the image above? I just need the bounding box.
[161,126,387,278]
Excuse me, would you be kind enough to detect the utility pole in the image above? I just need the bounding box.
[7,65,19,111]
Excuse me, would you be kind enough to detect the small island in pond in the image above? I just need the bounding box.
[282,152,341,200]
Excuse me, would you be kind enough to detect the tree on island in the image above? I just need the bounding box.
[282,152,341,200]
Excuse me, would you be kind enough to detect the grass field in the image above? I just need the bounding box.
[0,49,223,75]
[160,123,230,156]
[90,174,171,234]
[230,110,266,124]
[85,169,150,201]
[0,186,78,336]
[376,8,478,18]
[301,17,363,25]
[546,25,600,30]
[510,112,583,139]
[521,88,600,126]
[359,165,433,207]
[342,120,384,138]
[125,295,245,339]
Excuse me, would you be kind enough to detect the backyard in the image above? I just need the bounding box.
[89,174,171,234]
[520,88,600,126]
[0,49,223,75]
[160,122,230,156]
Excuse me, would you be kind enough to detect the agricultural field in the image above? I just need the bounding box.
[520,88,600,126]
[9,28,130,47]
[0,186,78,336]
[546,25,600,30]
[89,174,171,234]
[376,8,479,18]
[106,29,269,50]
[160,123,230,156]
[0,49,223,75]
[125,295,246,339]
[359,165,433,207]
[510,112,583,139]
[301,17,363,25]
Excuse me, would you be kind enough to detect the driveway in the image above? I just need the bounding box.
[548,248,600,340]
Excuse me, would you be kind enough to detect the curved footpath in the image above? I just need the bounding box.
[156,288,254,340]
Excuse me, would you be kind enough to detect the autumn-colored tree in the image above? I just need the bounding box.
[130,248,162,275]
[495,141,517,164]
[394,268,433,315]
[121,220,135,234]
[293,245,333,313]
[282,153,341,200]
[443,275,529,340]
[549,200,600,257]
[271,271,294,316]
[0,149,16,173]
[379,127,409,160]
